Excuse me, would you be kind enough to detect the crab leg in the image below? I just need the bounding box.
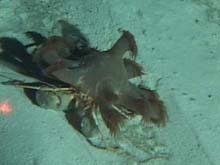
[107,30,137,59]
[1,80,77,92]
[111,104,131,119]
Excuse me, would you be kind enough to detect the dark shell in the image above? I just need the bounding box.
[32,21,167,133]
[0,20,167,134]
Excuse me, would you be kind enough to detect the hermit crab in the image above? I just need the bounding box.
[0,20,167,149]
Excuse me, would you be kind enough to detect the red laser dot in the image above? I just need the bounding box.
[0,100,12,114]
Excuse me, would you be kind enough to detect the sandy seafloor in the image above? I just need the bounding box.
[0,0,220,165]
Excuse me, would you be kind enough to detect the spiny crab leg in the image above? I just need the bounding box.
[91,105,112,137]
[1,80,77,92]
[0,73,56,87]
[111,104,132,119]
[91,106,109,138]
